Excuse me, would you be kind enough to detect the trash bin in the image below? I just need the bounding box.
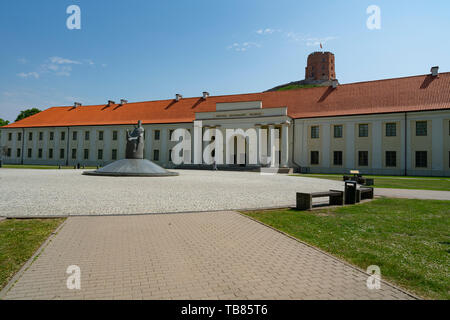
[345,180,358,205]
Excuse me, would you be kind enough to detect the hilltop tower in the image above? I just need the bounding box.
[305,52,336,81]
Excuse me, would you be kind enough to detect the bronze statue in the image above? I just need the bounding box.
[126,120,144,159]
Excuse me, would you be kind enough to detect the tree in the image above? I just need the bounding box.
[15,108,41,122]
[0,118,9,126]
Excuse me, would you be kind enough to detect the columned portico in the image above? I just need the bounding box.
[281,123,290,167]
[194,101,292,168]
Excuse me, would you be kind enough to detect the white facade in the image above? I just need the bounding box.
[1,101,450,176]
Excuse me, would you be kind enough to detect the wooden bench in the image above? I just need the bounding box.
[296,190,344,211]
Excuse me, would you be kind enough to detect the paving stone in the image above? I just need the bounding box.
[2,211,415,300]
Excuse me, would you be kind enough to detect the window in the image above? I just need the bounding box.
[169,130,174,140]
[60,148,65,159]
[71,149,77,159]
[7,148,11,157]
[16,149,21,158]
[8,132,12,141]
[39,132,43,141]
[415,151,427,168]
[49,132,54,141]
[38,148,43,158]
[18,132,22,141]
[386,151,396,167]
[98,131,104,141]
[84,149,89,160]
[61,132,66,141]
[85,131,90,141]
[112,131,118,141]
[169,149,172,162]
[153,149,160,161]
[98,149,103,160]
[311,126,319,139]
[48,148,53,159]
[154,130,160,140]
[28,132,33,141]
[386,123,396,137]
[112,149,117,160]
[359,124,369,137]
[28,148,32,158]
[358,151,369,166]
[333,151,343,166]
[72,131,78,140]
[416,121,427,136]
[334,125,343,138]
[310,151,319,165]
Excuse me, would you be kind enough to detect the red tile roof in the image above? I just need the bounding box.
[4,73,450,128]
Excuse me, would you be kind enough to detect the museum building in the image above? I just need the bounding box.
[1,52,450,176]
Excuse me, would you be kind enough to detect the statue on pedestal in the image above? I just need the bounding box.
[126,120,144,159]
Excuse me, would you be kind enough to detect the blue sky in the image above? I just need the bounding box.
[1,0,449,122]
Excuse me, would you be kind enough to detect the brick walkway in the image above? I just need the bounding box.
[1,212,415,300]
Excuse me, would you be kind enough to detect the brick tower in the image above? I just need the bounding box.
[305,52,336,81]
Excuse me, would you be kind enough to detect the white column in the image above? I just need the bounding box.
[268,125,278,168]
[432,118,443,172]
[372,121,382,169]
[281,124,289,167]
[321,123,330,168]
[193,121,203,164]
[161,128,168,165]
[345,123,355,169]
[258,126,268,166]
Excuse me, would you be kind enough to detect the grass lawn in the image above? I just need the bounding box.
[292,173,450,191]
[0,218,65,290]
[242,198,450,299]
[2,164,97,170]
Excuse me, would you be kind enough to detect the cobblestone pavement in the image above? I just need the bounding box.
[1,212,415,300]
[0,169,344,217]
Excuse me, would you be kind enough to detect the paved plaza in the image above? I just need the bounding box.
[0,169,344,217]
[1,211,414,300]
[1,169,448,218]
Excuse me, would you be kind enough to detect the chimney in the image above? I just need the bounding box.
[202,91,210,99]
[331,79,339,89]
[120,99,128,105]
[431,66,439,77]
[74,102,82,108]
[108,100,115,106]
[175,94,183,101]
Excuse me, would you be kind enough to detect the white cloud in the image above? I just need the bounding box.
[17,58,28,64]
[256,28,277,35]
[227,42,261,52]
[286,33,337,47]
[16,57,102,79]
[49,56,82,65]
[17,72,39,79]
